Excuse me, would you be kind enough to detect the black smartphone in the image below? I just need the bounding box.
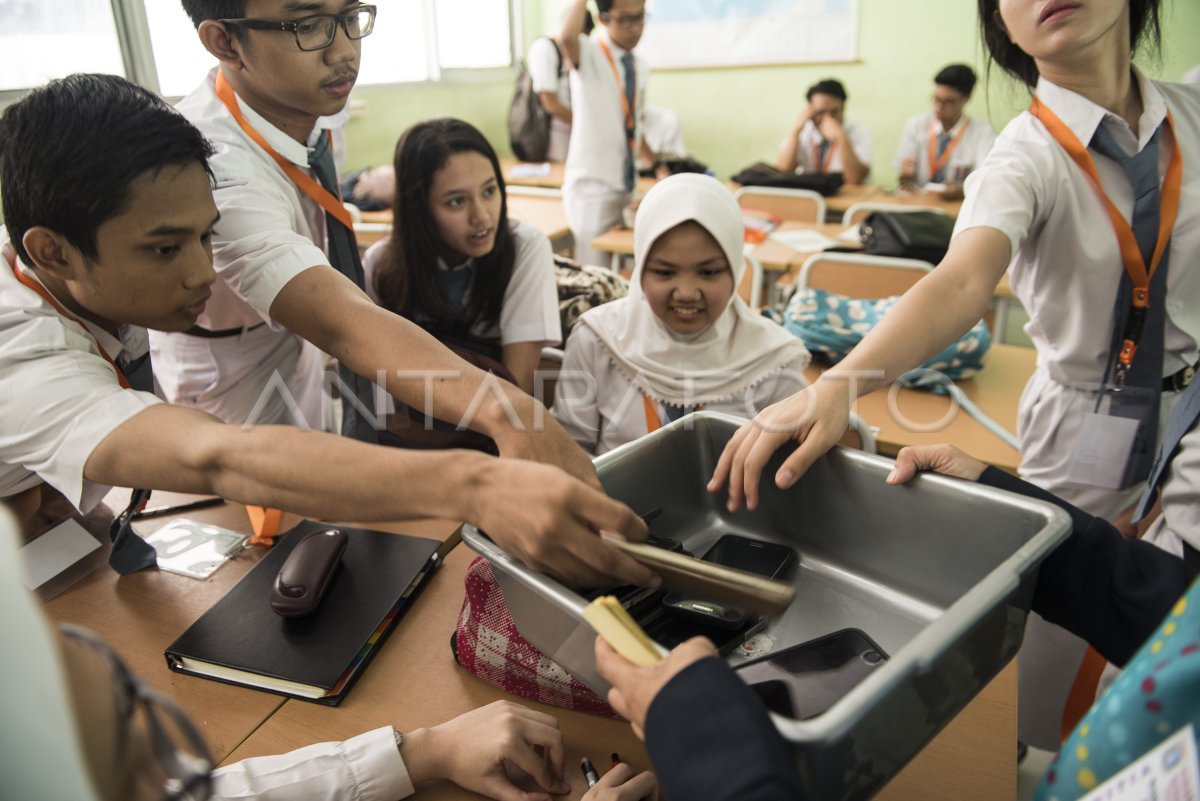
[735,628,889,719]
[662,534,797,629]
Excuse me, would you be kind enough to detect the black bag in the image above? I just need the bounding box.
[860,211,956,264]
[732,161,844,196]
[507,38,560,162]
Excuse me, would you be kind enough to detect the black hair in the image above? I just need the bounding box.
[977,0,1162,87]
[181,0,245,28]
[934,63,977,96]
[806,79,847,103]
[596,0,614,14]
[0,74,215,268]
[374,118,514,335]
[583,10,596,35]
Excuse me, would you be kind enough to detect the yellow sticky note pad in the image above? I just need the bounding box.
[583,595,663,667]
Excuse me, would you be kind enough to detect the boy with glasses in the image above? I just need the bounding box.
[560,0,653,267]
[155,3,594,490]
[894,64,997,200]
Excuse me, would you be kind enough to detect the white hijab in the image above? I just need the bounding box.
[578,174,810,405]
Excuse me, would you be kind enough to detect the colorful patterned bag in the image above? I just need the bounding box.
[554,256,628,344]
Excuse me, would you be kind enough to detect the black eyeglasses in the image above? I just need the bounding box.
[220,4,376,52]
[601,11,648,28]
[61,624,214,801]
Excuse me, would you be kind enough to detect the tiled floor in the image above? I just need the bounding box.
[1018,747,1057,801]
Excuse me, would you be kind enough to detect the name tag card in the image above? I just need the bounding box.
[1081,724,1199,801]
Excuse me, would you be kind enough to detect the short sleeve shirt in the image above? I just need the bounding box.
[174,68,336,331]
[892,112,998,184]
[0,231,161,511]
[564,33,648,192]
[953,69,1200,386]
[361,220,561,347]
[791,119,874,175]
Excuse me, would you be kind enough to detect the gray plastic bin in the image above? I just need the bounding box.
[463,412,1071,800]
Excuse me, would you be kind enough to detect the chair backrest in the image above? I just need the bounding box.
[735,186,826,224]
[798,252,933,299]
[738,250,764,309]
[536,346,564,408]
[841,201,950,226]
[839,411,877,454]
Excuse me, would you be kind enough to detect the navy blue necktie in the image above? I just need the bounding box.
[1090,122,1170,487]
[621,51,636,192]
[931,131,952,182]
[107,350,160,574]
[308,132,379,443]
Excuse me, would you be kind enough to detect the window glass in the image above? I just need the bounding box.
[144,2,217,97]
[0,0,124,91]
[434,0,512,69]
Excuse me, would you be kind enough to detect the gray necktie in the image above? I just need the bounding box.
[1133,371,1200,522]
[108,351,159,574]
[816,140,831,174]
[931,131,952,182]
[1090,122,1170,487]
[308,132,379,443]
[621,51,636,192]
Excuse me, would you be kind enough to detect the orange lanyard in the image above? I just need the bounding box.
[812,139,837,174]
[926,118,969,180]
[1029,96,1183,368]
[9,261,130,388]
[214,71,353,230]
[642,394,702,432]
[597,39,636,148]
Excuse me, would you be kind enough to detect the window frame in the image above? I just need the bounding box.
[0,0,520,107]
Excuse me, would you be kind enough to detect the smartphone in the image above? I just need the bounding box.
[735,628,889,719]
[662,534,797,629]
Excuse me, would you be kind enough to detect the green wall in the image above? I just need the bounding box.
[343,0,1200,185]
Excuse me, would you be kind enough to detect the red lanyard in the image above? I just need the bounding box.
[1028,96,1183,369]
[812,139,837,174]
[597,38,637,149]
[926,118,969,180]
[9,261,130,388]
[214,71,353,230]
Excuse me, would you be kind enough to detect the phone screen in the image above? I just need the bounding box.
[736,628,889,719]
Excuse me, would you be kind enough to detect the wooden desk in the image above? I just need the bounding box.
[500,158,655,195]
[356,195,572,252]
[856,188,964,219]
[223,543,648,800]
[824,182,885,216]
[42,494,287,762]
[806,342,1034,473]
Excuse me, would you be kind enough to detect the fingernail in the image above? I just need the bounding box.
[778,468,795,486]
[648,573,662,589]
[886,469,898,483]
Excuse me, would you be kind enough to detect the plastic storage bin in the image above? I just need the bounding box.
[463,412,1071,800]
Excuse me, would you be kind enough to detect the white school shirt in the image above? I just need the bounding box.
[0,231,161,511]
[171,68,334,333]
[893,112,997,185]
[954,69,1200,387]
[551,325,806,455]
[564,32,648,193]
[527,36,572,162]
[789,119,874,176]
[361,220,562,347]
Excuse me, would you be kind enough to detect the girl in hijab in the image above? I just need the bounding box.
[552,173,810,455]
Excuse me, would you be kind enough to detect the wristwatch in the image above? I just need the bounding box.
[393,728,404,754]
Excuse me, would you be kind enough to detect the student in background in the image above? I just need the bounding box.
[715,0,1200,751]
[0,73,653,588]
[153,1,590,493]
[894,64,997,200]
[362,119,561,396]
[527,11,595,163]
[598,442,1200,801]
[643,105,688,160]
[776,79,873,184]
[560,0,652,267]
[552,174,809,454]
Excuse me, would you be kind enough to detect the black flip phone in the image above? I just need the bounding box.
[661,534,798,629]
[735,628,889,719]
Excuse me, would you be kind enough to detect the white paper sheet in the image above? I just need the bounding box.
[20,519,100,590]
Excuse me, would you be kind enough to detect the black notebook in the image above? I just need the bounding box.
[164,520,442,705]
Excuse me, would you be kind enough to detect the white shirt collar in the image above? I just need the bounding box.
[1035,65,1167,156]
[933,114,968,137]
[598,30,631,60]
[211,68,331,167]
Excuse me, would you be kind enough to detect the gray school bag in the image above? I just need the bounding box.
[507,37,561,162]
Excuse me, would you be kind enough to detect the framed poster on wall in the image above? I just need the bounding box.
[638,0,860,69]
